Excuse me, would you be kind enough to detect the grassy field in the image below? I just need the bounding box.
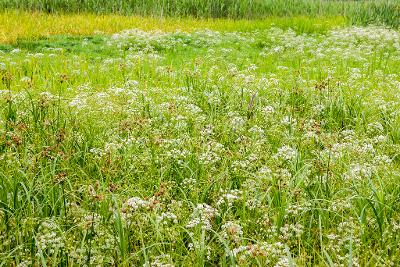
[1,2,400,267]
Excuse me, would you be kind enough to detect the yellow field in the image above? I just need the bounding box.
[0,11,346,44]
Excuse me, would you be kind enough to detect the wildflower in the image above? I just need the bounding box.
[262,105,275,115]
[217,189,242,207]
[274,146,297,161]
[156,212,178,225]
[124,197,150,211]
[149,254,175,267]
[344,163,373,180]
[186,203,219,230]
[221,221,243,243]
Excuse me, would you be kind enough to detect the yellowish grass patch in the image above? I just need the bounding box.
[0,10,347,44]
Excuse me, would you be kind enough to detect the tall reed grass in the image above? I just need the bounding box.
[0,0,399,27]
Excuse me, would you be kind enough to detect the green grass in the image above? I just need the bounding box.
[1,23,400,266]
[0,0,399,27]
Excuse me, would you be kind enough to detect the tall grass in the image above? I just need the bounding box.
[0,11,346,44]
[0,0,399,27]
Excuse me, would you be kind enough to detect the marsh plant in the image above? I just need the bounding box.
[1,0,399,28]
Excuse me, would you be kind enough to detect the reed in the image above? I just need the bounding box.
[0,0,398,27]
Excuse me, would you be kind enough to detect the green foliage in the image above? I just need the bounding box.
[0,0,399,27]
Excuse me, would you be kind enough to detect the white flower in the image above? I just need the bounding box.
[263,105,275,115]
[217,189,242,207]
[149,254,175,267]
[186,203,219,230]
[275,145,297,161]
[157,212,178,225]
[221,221,243,243]
[344,163,373,180]
[123,197,150,212]
[281,116,296,126]
[231,116,245,129]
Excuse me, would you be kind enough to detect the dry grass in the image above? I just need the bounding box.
[0,10,346,43]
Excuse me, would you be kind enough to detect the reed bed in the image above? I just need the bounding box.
[0,0,399,27]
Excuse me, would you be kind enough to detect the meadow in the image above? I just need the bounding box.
[1,1,400,267]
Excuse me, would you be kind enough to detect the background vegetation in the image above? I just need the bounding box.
[0,0,399,28]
